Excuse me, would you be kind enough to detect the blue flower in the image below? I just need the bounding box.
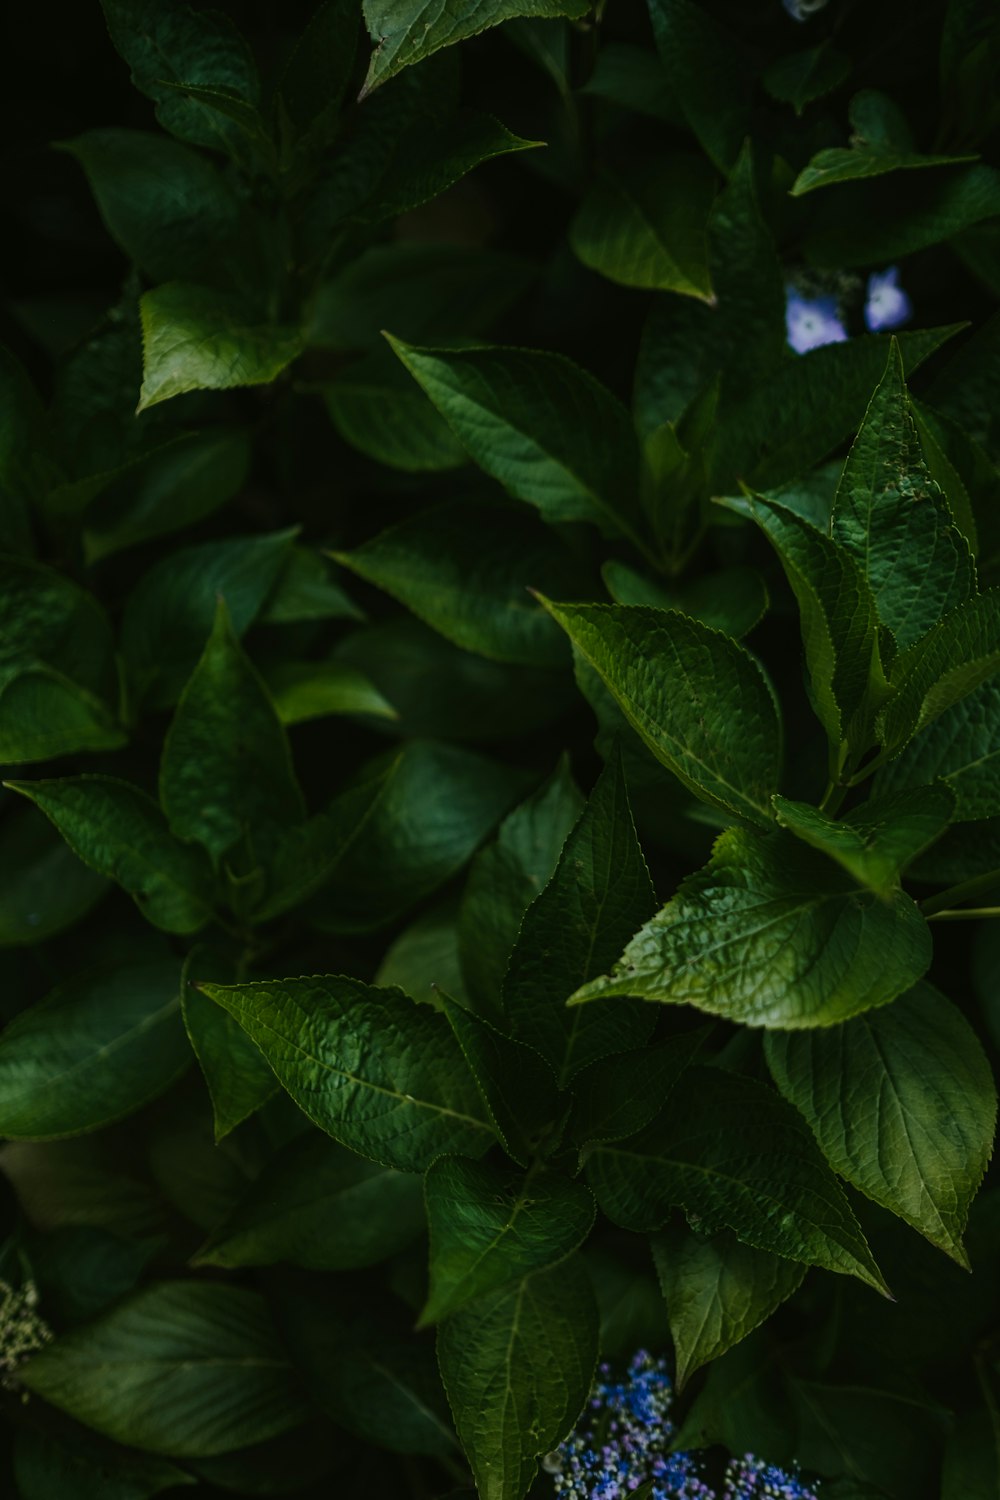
[783,0,831,19]
[864,266,912,332]
[547,1352,819,1500]
[785,290,848,354]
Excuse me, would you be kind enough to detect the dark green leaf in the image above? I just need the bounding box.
[567,1030,708,1152]
[420,1156,595,1325]
[832,342,975,648]
[13,1426,194,1500]
[503,748,657,1082]
[647,0,750,172]
[0,801,107,946]
[182,974,277,1142]
[569,155,716,298]
[263,660,397,726]
[572,827,931,1027]
[803,164,1000,267]
[374,900,465,1006]
[333,501,583,666]
[195,1132,425,1270]
[21,1282,306,1456]
[361,0,587,94]
[763,45,851,114]
[459,758,583,1020]
[792,89,975,194]
[601,561,768,639]
[159,599,304,870]
[539,598,783,827]
[138,284,302,411]
[259,547,362,625]
[121,528,296,709]
[387,338,643,544]
[764,981,997,1265]
[100,0,260,156]
[201,974,494,1171]
[874,677,1000,819]
[437,1255,598,1500]
[651,1223,805,1388]
[879,589,1000,752]
[0,960,188,1140]
[587,1065,887,1291]
[277,0,359,152]
[789,1377,948,1493]
[772,784,955,893]
[4,776,216,934]
[60,130,241,283]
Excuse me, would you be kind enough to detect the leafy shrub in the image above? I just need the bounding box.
[2,1,1000,1496]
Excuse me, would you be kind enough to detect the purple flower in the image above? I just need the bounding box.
[785,290,848,354]
[864,266,912,332]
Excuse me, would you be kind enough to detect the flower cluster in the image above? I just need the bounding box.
[784,268,913,354]
[546,1352,819,1500]
[0,1279,52,1391]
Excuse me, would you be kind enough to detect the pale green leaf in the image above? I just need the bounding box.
[138,284,302,411]
[651,1223,806,1388]
[539,598,782,827]
[420,1156,595,1325]
[263,660,397,726]
[201,974,495,1172]
[571,827,931,1028]
[764,981,997,1265]
[437,1256,598,1500]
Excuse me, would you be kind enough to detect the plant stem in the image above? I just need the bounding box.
[920,868,1000,918]
[818,781,848,817]
[926,907,1000,923]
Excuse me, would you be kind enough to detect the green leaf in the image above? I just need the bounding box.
[569,155,715,298]
[942,1409,1000,1500]
[441,994,565,1169]
[832,342,975,648]
[879,589,1000,752]
[651,1223,806,1388]
[503,748,657,1082]
[100,0,260,156]
[361,0,587,94]
[587,1065,887,1292]
[195,1132,425,1270]
[539,598,783,827]
[764,981,997,1266]
[4,776,216,934]
[277,0,359,152]
[21,1282,306,1457]
[710,325,963,492]
[0,556,122,764]
[792,90,976,194]
[59,130,241,283]
[321,356,469,471]
[256,754,399,920]
[263,660,397,726]
[386,338,643,543]
[874,677,1000,819]
[13,1426,194,1500]
[762,45,851,114]
[305,741,529,933]
[579,42,682,123]
[802,164,1000,267]
[459,758,583,1020]
[601,561,768,639]
[0,801,107,946]
[437,1255,598,1500]
[420,1156,595,1325]
[789,1377,950,1494]
[159,599,304,871]
[772,786,955,893]
[181,972,277,1143]
[646,0,750,172]
[121,528,296,709]
[0,960,188,1140]
[259,547,363,625]
[333,502,584,667]
[375,903,466,1008]
[358,112,542,224]
[201,974,494,1172]
[138,284,302,411]
[572,827,931,1028]
[567,1031,709,1153]
[83,427,251,564]
[722,494,889,761]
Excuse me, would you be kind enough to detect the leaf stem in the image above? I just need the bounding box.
[920,868,1000,918]
[926,907,1000,923]
[818,781,848,817]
